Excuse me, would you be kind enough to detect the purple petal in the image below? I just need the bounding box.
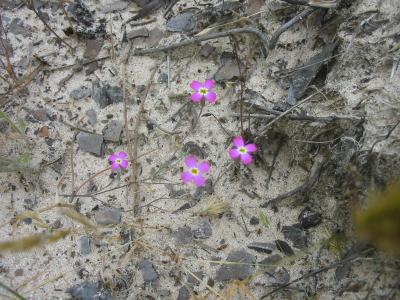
[181,172,193,183]
[120,160,128,169]
[205,91,217,103]
[185,156,197,168]
[191,92,203,103]
[193,175,206,187]
[229,148,240,159]
[108,154,117,163]
[240,153,253,165]
[198,162,210,173]
[232,136,244,147]
[190,80,202,91]
[204,79,214,89]
[117,151,127,159]
[111,162,120,171]
[245,143,257,153]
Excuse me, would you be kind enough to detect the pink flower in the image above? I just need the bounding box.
[181,155,210,187]
[229,136,257,165]
[108,151,128,171]
[190,79,217,104]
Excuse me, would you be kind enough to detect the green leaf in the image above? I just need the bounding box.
[0,111,25,135]
[259,212,270,228]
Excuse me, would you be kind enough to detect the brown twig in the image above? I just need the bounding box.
[233,112,363,123]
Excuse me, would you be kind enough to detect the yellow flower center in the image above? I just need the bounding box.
[199,88,208,95]
[116,158,122,164]
[191,168,199,175]
[238,147,246,154]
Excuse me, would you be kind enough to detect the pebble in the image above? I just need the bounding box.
[193,179,214,201]
[80,236,91,255]
[259,254,282,274]
[177,286,190,300]
[83,39,104,60]
[214,52,241,82]
[275,240,294,256]
[94,208,121,225]
[102,120,123,142]
[92,83,123,108]
[298,207,322,229]
[247,242,276,254]
[167,11,197,32]
[249,216,260,225]
[157,73,168,84]
[182,141,206,158]
[76,132,104,156]
[173,226,193,244]
[200,43,216,58]
[66,281,112,300]
[126,27,149,40]
[70,87,91,100]
[137,259,158,283]
[215,249,255,281]
[192,220,213,239]
[9,18,32,37]
[85,109,97,126]
[282,225,307,249]
[101,1,128,13]
[272,267,290,285]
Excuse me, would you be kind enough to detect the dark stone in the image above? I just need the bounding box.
[192,220,212,239]
[102,120,123,142]
[249,216,259,225]
[29,109,50,122]
[275,240,294,256]
[101,1,128,13]
[80,236,91,255]
[193,179,214,201]
[200,43,216,58]
[126,27,149,40]
[14,269,23,276]
[247,242,276,254]
[272,267,290,285]
[145,27,164,47]
[215,249,255,281]
[173,226,193,244]
[83,39,104,60]
[167,11,197,32]
[214,52,241,82]
[76,132,104,156]
[177,286,190,300]
[70,87,91,100]
[66,281,112,300]
[259,254,282,274]
[94,208,121,225]
[137,259,158,283]
[85,61,99,75]
[298,207,322,229]
[157,73,168,84]
[182,141,206,158]
[173,202,191,213]
[85,109,97,126]
[9,18,32,37]
[92,83,123,108]
[282,225,307,249]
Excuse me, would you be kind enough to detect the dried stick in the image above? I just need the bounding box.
[0,281,26,300]
[133,28,269,58]
[280,0,338,8]
[261,154,326,207]
[233,112,362,123]
[268,7,316,50]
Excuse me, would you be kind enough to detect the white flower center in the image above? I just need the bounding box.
[116,158,122,164]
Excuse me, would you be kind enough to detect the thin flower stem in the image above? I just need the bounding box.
[74,167,111,196]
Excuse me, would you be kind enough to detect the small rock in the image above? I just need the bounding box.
[173,202,191,213]
[193,179,214,201]
[272,267,290,285]
[102,120,123,142]
[28,109,50,122]
[249,216,259,225]
[14,269,23,276]
[173,226,193,244]
[187,271,204,286]
[126,27,149,40]
[137,259,158,283]
[9,18,32,37]
[298,207,322,229]
[83,38,104,60]
[247,242,276,254]
[157,73,168,84]
[182,141,206,158]
[282,225,307,249]
[80,236,91,255]
[85,109,97,126]
[92,83,123,108]
[200,43,216,58]
[66,281,112,300]
[145,27,164,47]
[259,254,282,274]
[215,249,255,281]
[214,52,241,82]
[70,87,91,100]
[275,240,294,256]
[102,0,128,13]
[167,11,197,32]
[192,220,212,239]
[177,286,190,300]
[85,61,99,75]
[76,132,104,156]
[94,208,121,225]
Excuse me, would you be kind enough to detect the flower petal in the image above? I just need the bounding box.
[229,148,240,159]
[190,80,202,91]
[198,162,210,173]
[108,154,117,162]
[181,171,193,183]
[245,143,257,153]
[120,160,128,169]
[205,91,217,103]
[233,136,244,147]
[185,156,197,168]
[240,153,253,165]
[111,162,120,171]
[191,92,203,103]
[117,151,127,159]
[193,175,206,187]
[204,79,214,89]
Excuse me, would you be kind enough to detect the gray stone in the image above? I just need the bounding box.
[200,43,216,58]
[102,120,123,142]
[70,87,91,100]
[177,286,190,300]
[247,242,276,254]
[138,259,158,283]
[167,11,197,32]
[85,109,97,126]
[187,271,204,286]
[298,207,322,229]
[173,226,193,245]
[193,179,214,201]
[92,83,123,108]
[126,27,149,40]
[85,61,99,75]
[259,254,282,274]
[182,141,206,158]
[192,220,212,239]
[94,208,121,225]
[9,18,32,37]
[66,281,112,300]
[80,236,91,255]
[275,240,294,256]
[157,73,168,84]
[77,132,104,156]
[249,216,259,225]
[215,249,255,281]
[83,39,104,60]
[29,109,50,122]
[282,225,307,249]
[145,27,164,47]
[102,1,128,13]
[272,267,290,285]
[214,52,241,82]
